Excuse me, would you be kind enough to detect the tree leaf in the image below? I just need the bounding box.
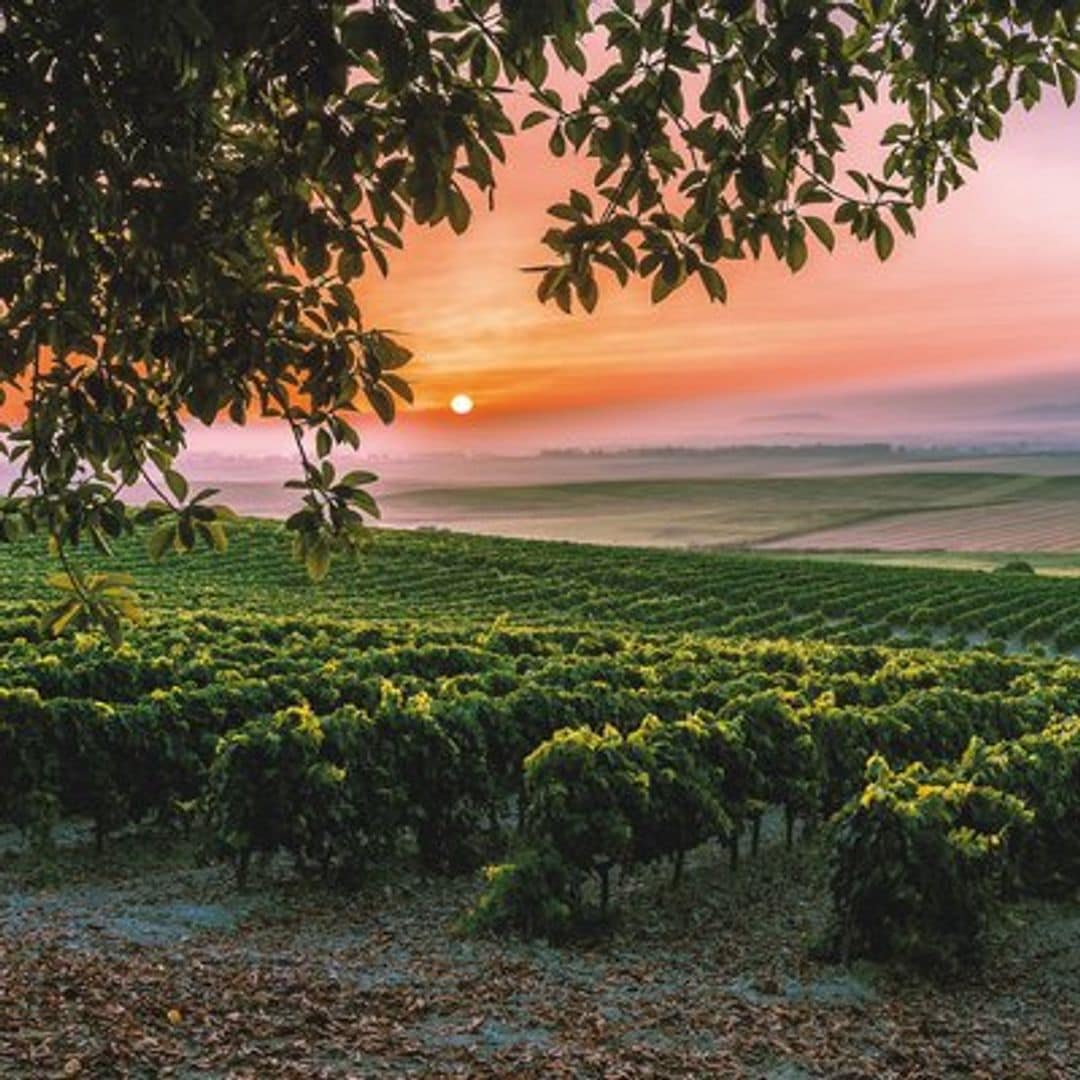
[164,470,189,503]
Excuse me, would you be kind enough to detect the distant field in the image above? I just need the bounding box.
[147,448,1080,559]
[760,498,1080,553]
[771,549,1080,575]
[380,470,1080,554]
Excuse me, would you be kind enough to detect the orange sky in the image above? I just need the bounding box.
[342,94,1080,454]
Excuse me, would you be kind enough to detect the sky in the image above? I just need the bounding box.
[343,93,1080,456]
[23,54,1080,463]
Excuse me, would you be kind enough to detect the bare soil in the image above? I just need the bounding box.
[2,828,1078,1079]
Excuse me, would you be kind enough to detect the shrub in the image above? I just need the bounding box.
[121,691,204,826]
[435,690,519,825]
[52,699,130,851]
[725,691,818,848]
[828,755,1031,970]
[319,704,405,877]
[207,705,350,885]
[691,712,760,867]
[957,718,1080,896]
[0,687,59,845]
[995,560,1036,575]
[380,687,491,870]
[464,844,574,940]
[626,714,729,883]
[524,725,648,916]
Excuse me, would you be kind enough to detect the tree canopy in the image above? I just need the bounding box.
[1,0,1077,637]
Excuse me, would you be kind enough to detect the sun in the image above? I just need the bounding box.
[450,393,474,416]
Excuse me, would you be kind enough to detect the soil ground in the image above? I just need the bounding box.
[2,827,1077,1079]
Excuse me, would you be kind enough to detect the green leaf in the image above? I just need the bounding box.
[339,248,364,282]
[698,265,727,303]
[305,537,331,582]
[786,231,808,273]
[365,385,396,424]
[147,522,176,562]
[347,488,381,518]
[1059,64,1077,107]
[205,521,229,553]
[369,332,412,370]
[164,470,189,503]
[41,599,82,639]
[577,275,599,313]
[177,515,196,551]
[447,188,471,235]
[874,221,895,261]
[651,271,678,304]
[891,205,916,237]
[341,470,378,486]
[381,372,414,404]
[805,216,835,252]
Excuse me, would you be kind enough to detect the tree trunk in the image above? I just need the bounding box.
[671,848,685,888]
[598,862,611,917]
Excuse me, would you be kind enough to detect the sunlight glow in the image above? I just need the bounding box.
[450,393,474,416]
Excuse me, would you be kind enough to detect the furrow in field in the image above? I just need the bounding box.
[760,501,1080,552]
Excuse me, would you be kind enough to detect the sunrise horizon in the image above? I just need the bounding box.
[328,94,1080,459]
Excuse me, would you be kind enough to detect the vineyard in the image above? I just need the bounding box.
[2,520,1080,1071]
[2,523,1080,1074]
[2,521,1080,650]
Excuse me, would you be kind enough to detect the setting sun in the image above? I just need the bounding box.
[450,393,474,416]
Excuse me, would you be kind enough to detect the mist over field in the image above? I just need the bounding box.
[9,366,1080,559]
[6,443,1052,569]
[57,359,1057,562]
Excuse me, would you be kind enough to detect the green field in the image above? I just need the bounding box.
[4,519,1080,650]
[380,469,1080,555]
[2,523,1079,1076]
